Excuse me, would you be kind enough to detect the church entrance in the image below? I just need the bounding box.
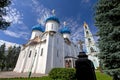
[64,56,77,68]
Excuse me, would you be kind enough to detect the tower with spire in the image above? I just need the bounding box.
[83,22,99,69]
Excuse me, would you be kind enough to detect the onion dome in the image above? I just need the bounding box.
[60,27,71,34]
[45,16,60,24]
[32,24,44,32]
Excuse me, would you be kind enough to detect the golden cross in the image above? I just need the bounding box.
[52,9,55,15]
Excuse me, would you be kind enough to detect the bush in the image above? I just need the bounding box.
[49,68,76,80]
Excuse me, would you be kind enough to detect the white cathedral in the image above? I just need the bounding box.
[14,14,99,74]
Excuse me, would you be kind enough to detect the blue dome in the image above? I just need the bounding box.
[60,27,71,34]
[32,24,44,32]
[45,16,60,24]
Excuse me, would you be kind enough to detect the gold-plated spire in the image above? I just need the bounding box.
[84,21,88,27]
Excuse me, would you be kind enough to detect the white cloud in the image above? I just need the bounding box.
[3,7,23,24]
[3,28,30,40]
[2,0,30,40]
[30,0,84,43]
[4,30,20,38]
[31,0,51,25]
[81,0,90,3]
[61,18,84,43]
[0,39,20,49]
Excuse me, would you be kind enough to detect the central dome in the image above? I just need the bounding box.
[60,27,71,34]
[45,16,60,24]
[32,24,44,32]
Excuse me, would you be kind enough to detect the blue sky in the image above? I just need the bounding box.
[0,0,98,44]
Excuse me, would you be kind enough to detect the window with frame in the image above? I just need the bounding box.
[86,31,89,34]
[88,38,91,43]
[51,24,53,29]
[90,47,95,53]
[57,38,59,43]
[57,50,59,57]
[29,51,32,57]
[85,26,87,29]
[35,51,37,57]
[40,48,43,56]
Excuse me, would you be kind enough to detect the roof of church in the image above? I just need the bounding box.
[32,24,44,32]
[45,16,60,24]
[60,27,71,34]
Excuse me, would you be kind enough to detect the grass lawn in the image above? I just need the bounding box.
[96,71,112,80]
[0,71,112,80]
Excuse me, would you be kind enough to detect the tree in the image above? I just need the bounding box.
[0,0,11,30]
[13,46,21,68]
[95,0,120,80]
[0,43,6,71]
[6,46,21,70]
[6,46,13,70]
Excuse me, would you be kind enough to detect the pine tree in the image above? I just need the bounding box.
[13,46,21,68]
[6,46,13,70]
[95,0,120,79]
[6,46,21,70]
[0,43,6,71]
[0,0,11,30]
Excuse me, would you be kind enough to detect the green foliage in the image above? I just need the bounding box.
[95,0,120,79]
[49,68,76,80]
[0,0,11,30]
[96,71,112,80]
[0,43,6,71]
[6,46,21,70]
[0,44,21,71]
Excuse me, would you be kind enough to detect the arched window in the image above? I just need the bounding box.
[57,38,59,43]
[57,50,59,57]
[85,26,87,29]
[35,51,37,57]
[88,38,91,43]
[86,31,89,34]
[51,24,53,29]
[40,48,43,56]
[90,47,95,53]
[29,51,32,57]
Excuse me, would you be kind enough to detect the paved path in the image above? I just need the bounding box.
[0,71,48,78]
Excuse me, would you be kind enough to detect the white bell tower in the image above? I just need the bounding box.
[83,22,99,69]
